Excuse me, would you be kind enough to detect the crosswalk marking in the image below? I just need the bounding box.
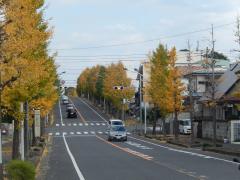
[48,131,119,137]
[55,122,107,127]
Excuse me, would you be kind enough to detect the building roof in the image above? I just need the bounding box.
[215,62,240,99]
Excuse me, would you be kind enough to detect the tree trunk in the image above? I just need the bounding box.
[174,110,179,140]
[12,120,20,159]
[212,106,217,146]
[152,110,157,135]
[162,116,166,137]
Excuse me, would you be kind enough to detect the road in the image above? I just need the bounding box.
[41,97,240,180]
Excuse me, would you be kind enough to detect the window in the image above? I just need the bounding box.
[198,81,206,85]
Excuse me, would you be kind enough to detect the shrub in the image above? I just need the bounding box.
[6,160,35,180]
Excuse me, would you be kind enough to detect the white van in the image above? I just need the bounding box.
[179,119,191,134]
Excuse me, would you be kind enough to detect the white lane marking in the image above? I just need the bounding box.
[48,133,53,136]
[68,123,71,126]
[79,123,83,126]
[90,131,95,134]
[105,131,108,134]
[98,131,103,134]
[56,124,60,127]
[73,123,77,126]
[85,123,89,126]
[129,136,240,165]
[70,132,75,135]
[77,132,82,135]
[63,134,86,180]
[96,123,100,126]
[84,131,88,134]
[55,132,60,136]
[62,124,65,126]
[102,123,106,126]
[58,101,64,125]
[126,141,153,150]
[63,132,67,135]
[90,123,94,126]
[127,132,131,135]
[79,98,108,123]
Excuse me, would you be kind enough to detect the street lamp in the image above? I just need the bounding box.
[124,66,145,134]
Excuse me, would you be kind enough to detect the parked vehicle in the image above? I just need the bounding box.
[108,126,127,141]
[108,119,124,127]
[1,125,8,135]
[179,119,191,134]
[67,108,77,118]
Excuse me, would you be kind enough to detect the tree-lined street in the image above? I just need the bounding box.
[39,97,240,180]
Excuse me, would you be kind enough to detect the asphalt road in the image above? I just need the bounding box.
[43,97,240,180]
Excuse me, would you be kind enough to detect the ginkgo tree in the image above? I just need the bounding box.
[1,0,58,159]
[149,44,184,136]
[77,62,134,119]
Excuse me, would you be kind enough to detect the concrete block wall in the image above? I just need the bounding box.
[202,121,230,141]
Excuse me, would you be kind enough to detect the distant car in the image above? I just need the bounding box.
[108,119,124,127]
[108,126,127,141]
[67,108,77,118]
[63,99,69,105]
[62,95,69,104]
[179,119,191,134]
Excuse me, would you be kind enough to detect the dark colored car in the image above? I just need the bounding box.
[67,108,77,118]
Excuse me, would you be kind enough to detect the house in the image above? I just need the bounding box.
[195,62,240,143]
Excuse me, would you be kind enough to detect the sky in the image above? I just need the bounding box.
[45,0,240,87]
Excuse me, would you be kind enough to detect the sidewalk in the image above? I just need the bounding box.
[144,134,240,157]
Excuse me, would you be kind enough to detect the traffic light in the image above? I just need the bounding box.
[113,86,124,90]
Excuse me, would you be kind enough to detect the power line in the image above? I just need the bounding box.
[51,22,234,51]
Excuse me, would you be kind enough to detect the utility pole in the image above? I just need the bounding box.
[187,40,195,144]
[139,73,142,133]
[210,24,217,146]
[0,71,3,180]
[24,101,29,159]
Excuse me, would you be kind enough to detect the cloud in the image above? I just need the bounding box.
[105,24,135,32]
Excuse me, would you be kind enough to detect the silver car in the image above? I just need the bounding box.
[108,126,127,142]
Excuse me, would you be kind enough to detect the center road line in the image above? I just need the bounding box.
[80,97,240,166]
[63,134,86,180]
[95,135,152,161]
[69,98,86,123]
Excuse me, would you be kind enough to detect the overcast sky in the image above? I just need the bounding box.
[45,0,240,87]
